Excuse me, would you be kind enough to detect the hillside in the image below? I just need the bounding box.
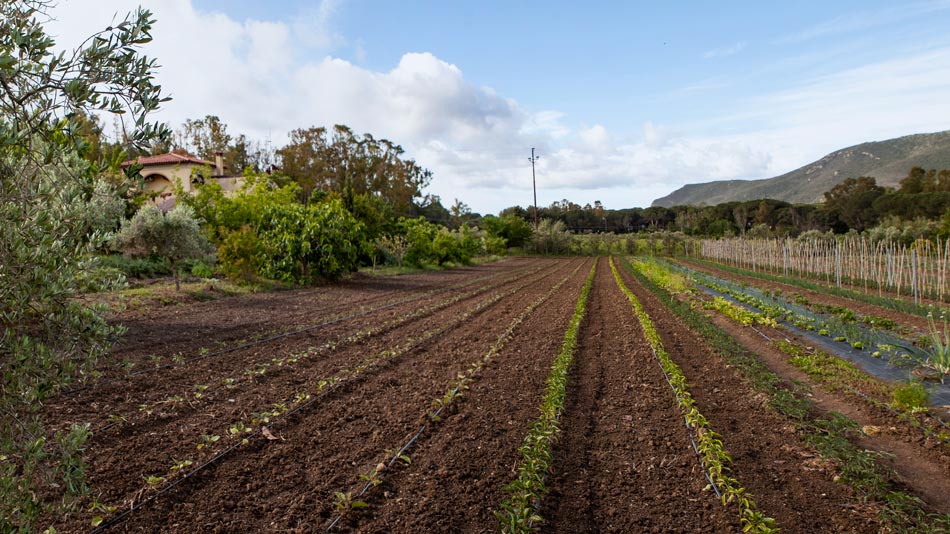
[652,130,950,207]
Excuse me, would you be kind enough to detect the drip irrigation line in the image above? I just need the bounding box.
[62,262,545,398]
[325,259,589,532]
[646,343,723,500]
[86,262,563,438]
[750,325,772,342]
[91,260,575,532]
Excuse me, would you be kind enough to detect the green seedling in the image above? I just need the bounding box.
[384,448,411,465]
[170,458,193,471]
[229,421,250,435]
[333,491,368,518]
[359,468,382,487]
[143,474,164,488]
[197,434,220,450]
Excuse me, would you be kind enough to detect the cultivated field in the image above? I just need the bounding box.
[43,256,950,532]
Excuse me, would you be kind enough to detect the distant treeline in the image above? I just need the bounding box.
[496,167,950,239]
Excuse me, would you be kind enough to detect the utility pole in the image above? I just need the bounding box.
[529,148,539,229]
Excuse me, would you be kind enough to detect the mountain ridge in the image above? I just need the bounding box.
[651,130,950,207]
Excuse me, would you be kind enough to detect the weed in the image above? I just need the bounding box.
[890,382,930,412]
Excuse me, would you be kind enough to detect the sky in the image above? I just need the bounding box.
[44,0,950,214]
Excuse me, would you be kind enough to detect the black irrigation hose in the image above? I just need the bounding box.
[87,262,558,437]
[646,343,723,500]
[63,262,544,398]
[324,259,588,532]
[91,260,572,532]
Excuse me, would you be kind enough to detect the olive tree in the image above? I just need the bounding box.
[0,2,169,529]
[111,204,214,290]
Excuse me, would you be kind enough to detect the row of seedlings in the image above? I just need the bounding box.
[66,259,548,397]
[94,260,562,437]
[665,260,927,368]
[495,263,597,532]
[609,257,778,533]
[88,260,577,531]
[643,260,950,446]
[622,256,950,531]
[325,260,588,530]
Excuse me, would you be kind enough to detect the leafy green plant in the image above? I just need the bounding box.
[613,258,777,533]
[197,434,220,450]
[497,263,596,532]
[891,382,930,412]
[921,314,950,382]
[332,491,368,518]
[170,459,193,471]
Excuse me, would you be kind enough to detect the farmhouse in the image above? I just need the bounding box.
[121,151,245,208]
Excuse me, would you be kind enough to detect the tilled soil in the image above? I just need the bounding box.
[615,262,880,533]
[45,257,906,532]
[704,312,950,511]
[540,258,738,533]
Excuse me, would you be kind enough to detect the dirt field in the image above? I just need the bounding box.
[45,256,944,532]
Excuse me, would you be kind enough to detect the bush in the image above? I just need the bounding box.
[398,217,483,267]
[401,217,438,266]
[190,260,215,278]
[256,199,365,282]
[482,214,533,248]
[186,178,367,283]
[528,219,572,255]
[890,381,930,412]
[218,226,265,283]
[99,254,172,278]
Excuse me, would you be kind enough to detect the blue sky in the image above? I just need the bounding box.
[51,1,950,213]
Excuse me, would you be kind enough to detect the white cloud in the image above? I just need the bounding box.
[702,41,746,59]
[776,1,950,44]
[41,1,950,213]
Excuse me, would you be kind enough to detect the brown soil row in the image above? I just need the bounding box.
[52,258,576,528]
[95,258,547,383]
[615,261,880,533]
[540,258,739,533]
[43,258,552,436]
[705,312,950,512]
[681,258,950,462]
[105,259,593,532]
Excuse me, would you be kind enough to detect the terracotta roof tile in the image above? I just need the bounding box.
[121,152,212,167]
